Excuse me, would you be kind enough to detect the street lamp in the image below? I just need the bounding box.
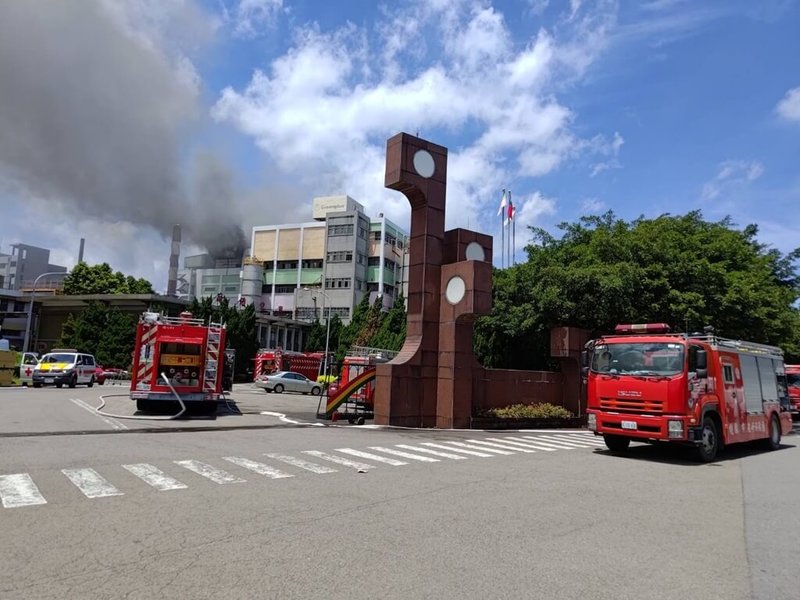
[304,286,331,384]
[22,271,70,355]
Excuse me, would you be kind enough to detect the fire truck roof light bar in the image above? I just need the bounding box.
[614,323,671,334]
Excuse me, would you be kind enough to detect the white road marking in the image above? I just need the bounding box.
[526,435,595,448]
[421,442,493,457]
[549,433,605,446]
[395,444,467,460]
[517,436,581,449]
[467,439,535,453]
[266,453,338,474]
[62,468,124,498]
[223,457,294,479]
[487,437,557,451]
[367,446,440,462]
[122,464,188,491]
[0,474,47,508]
[301,451,374,471]
[70,398,128,430]
[173,460,246,484]
[444,441,514,455]
[335,448,407,466]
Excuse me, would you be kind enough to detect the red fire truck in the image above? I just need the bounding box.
[787,364,800,417]
[130,311,227,413]
[253,349,330,382]
[584,323,793,462]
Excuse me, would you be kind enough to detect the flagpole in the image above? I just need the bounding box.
[507,190,512,268]
[513,200,516,266]
[500,189,505,269]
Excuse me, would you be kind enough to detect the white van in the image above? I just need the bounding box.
[32,350,98,388]
[19,352,39,386]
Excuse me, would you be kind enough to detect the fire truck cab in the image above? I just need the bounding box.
[130,311,227,413]
[584,323,793,462]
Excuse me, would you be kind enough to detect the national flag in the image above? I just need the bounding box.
[504,200,515,226]
[496,190,507,216]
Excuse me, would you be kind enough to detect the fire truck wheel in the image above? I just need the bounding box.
[310,386,321,396]
[695,416,719,462]
[273,384,284,394]
[764,414,781,451]
[603,434,630,452]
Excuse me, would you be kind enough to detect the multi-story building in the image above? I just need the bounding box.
[0,244,67,291]
[174,195,409,349]
[247,195,408,325]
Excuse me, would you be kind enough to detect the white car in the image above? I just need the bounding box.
[32,350,98,388]
[19,352,39,387]
[256,371,322,395]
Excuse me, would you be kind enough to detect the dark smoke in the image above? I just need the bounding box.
[0,1,246,257]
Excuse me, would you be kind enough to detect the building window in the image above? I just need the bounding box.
[264,262,274,270]
[368,257,380,267]
[358,227,367,240]
[330,307,350,318]
[201,275,220,284]
[223,286,239,293]
[262,284,272,293]
[329,224,354,236]
[326,252,353,263]
[356,254,364,264]
[275,285,295,294]
[367,282,379,292]
[372,231,381,241]
[325,278,351,289]
[302,259,323,269]
[277,260,298,270]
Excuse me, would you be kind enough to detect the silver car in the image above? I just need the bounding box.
[256,371,322,395]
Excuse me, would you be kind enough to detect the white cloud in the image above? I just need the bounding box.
[590,131,624,176]
[213,1,618,236]
[580,197,606,213]
[229,0,283,38]
[775,86,800,122]
[701,160,764,201]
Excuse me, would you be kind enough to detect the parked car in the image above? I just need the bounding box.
[94,365,107,385]
[19,352,39,387]
[255,371,322,395]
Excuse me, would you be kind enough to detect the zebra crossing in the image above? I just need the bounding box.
[0,432,604,509]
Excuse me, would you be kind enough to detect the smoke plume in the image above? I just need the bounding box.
[0,1,246,258]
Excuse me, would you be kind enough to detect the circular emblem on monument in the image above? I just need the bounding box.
[445,276,466,305]
[465,242,485,261]
[412,150,435,178]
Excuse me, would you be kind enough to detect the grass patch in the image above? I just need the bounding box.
[478,403,573,419]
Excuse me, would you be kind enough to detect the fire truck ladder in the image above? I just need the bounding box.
[203,322,224,396]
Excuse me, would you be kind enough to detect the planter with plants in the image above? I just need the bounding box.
[471,403,583,429]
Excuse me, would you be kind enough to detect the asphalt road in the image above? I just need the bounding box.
[1,385,798,599]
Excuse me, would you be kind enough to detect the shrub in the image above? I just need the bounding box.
[479,403,573,419]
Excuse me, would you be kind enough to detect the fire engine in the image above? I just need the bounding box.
[130,311,228,413]
[317,346,396,423]
[787,364,800,416]
[584,323,793,462]
[253,349,330,383]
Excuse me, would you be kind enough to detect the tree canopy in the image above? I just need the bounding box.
[188,296,259,381]
[475,211,800,368]
[60,302,137,368]
[63,262,153,295]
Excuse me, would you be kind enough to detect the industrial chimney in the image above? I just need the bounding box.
[166,224,181,296]
[78,238,85,263]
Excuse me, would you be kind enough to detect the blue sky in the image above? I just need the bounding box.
[0,0,798,291]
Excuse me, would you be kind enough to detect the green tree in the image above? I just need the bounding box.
[304,319,327,352]
[188,296,258,380]
[59,302,137,368]
[475,211,800,367]
[336,294,371,363]
[63,262,154,295]
[368,293,407,351]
